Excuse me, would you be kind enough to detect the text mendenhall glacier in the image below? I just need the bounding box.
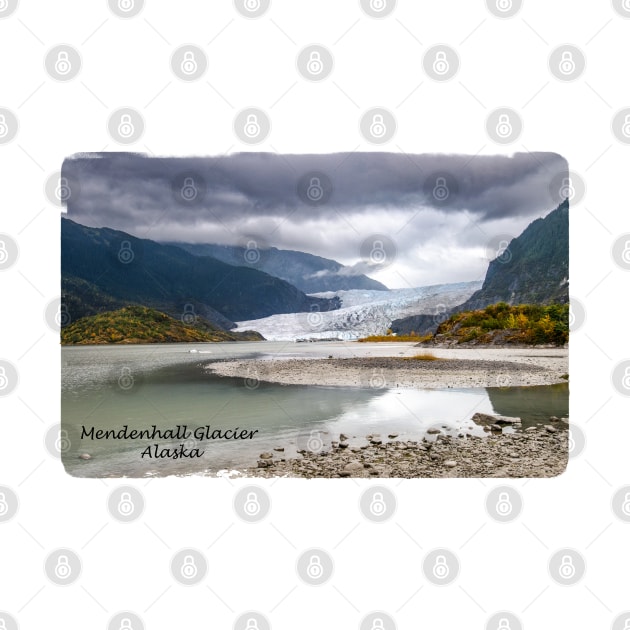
[80,425,260,459]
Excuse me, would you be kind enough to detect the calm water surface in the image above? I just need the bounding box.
[61,342,569,477]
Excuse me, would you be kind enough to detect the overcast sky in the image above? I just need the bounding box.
[62,151,568,289]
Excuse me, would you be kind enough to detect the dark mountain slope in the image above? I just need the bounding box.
[61,219,340,324]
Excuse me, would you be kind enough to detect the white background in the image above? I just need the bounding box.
[1,0,629,628]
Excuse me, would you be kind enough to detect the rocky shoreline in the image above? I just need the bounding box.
[241,417,569,479]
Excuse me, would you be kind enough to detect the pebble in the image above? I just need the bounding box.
[544,425,558,433]
[79,453,91,460]
[259,452,273,459]
[444,460,457,467]
[427,428,441,435]
[388,433,399,439]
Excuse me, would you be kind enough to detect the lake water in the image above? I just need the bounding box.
[61,342,569,477]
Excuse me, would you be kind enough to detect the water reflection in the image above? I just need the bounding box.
[61,346,568,477]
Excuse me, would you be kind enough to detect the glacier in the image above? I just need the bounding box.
[234,280,482,341]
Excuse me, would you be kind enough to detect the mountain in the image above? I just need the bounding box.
[60,306,265,345]
[391,199,569,336]
[167,242,388,293]
[61,219,340,326]
[233,282,481,341]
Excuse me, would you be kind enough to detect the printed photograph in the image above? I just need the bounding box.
[59,151,570,478]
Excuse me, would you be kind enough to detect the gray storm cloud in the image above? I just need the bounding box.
[61,151,568,288]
